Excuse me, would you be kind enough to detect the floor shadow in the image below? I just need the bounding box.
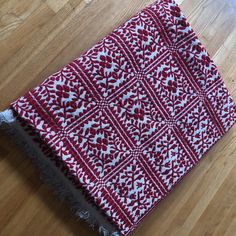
[0,129,98,236]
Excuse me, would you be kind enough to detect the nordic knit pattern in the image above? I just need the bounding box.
[11,0,236,235]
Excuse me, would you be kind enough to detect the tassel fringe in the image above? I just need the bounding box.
[0,109,120,236]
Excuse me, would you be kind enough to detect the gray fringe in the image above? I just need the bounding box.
[0,109,120,236]
[0,109,15,124]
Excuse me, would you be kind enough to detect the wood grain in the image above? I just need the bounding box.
[0,0,235,235]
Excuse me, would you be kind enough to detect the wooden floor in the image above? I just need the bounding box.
[0,0,236,235]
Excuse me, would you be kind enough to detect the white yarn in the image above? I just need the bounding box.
[0,109,15,124]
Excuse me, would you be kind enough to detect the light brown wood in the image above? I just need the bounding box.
[0,0,235,235]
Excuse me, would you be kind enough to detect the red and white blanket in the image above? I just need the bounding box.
[1,0,236,235]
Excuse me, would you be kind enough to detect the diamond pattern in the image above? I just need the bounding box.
[33,66,97,128]
[110,81,165,145]
[10,0,236,235]
[146,54,197,116]
[68,109,130,178]
[143,128,194,190]
[115,9,167,69]
[177,101,221,157]
[73,37,136,98]
[106,158,162,222]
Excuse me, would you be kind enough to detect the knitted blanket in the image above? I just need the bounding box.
[1,0,236,235]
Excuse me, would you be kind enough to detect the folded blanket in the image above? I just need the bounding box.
[1,0,236,235]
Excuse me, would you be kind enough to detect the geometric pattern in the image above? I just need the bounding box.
[10,0,236,235]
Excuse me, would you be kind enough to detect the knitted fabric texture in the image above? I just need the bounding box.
[9,0,236,235]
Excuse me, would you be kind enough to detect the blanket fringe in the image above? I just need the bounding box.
[0,109,15,124]
[0,109,120,236]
